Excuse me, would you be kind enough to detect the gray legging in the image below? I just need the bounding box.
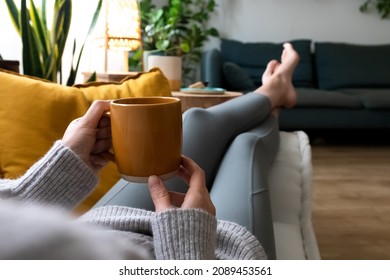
[94,92,279,259]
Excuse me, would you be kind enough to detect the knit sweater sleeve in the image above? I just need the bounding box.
[81,206,265,260]
[216,220,268,260]
[0,141,97,209]
[152,208,217,260]
[0,199,150,260]
[152,209,268,260]
[79,206,217,260]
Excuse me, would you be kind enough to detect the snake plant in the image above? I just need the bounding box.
[5,0,102,85]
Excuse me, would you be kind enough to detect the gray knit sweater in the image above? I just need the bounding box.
[0,141,266,260]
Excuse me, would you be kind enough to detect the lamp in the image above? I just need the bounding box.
[94,0,141,72]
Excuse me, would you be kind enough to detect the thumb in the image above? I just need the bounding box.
[148,175,172,213]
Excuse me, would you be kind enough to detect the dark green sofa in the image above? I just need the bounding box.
[201,39,390,130]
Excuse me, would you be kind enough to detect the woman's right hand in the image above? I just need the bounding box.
[62,100,112,173]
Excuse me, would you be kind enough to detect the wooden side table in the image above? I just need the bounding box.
[172,91,243,112]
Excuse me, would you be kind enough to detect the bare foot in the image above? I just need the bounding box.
[255,43,299,109]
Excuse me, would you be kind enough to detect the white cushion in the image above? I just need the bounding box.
[268,131,321,259]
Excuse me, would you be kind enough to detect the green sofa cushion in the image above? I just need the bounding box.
[295,88,362,108]
[220,39,313,88]
[315,42,390,90]
[222,62,256,92]
[339,88,390,109]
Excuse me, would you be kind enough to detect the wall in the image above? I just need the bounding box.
[207,0,390,49]
[1,0,390,82]
[0,1,21,61]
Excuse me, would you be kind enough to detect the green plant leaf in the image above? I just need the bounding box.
[53,0,72,68]
[360,0,390,18]
[156,39,170,50]
[29,0,51,78]
[152,9,164,22]
[86,0,103,36]
[66,0,102,85]
[41,0,47,26]
[208,27,219,37]
[5,0,102,85]
[29,0,49,60]
[85,71,97,83]
[5,0,21,34]
[207,0,216,12]
[180,42,190,53]
[66,39,78,86]
[21,0,37,76]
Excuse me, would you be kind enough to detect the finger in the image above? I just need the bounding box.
[180,155,199,174]
[180,156,206,192]
[177,165,191,185]
[100,150,115,162]
[81,100,111,128]
[96,126,111,140]
[98,116,111,128]
[177,156,215,216]
[168,191,186,207]
[92,138,112,154]
[89,154,110,171]
[148,175,172,212]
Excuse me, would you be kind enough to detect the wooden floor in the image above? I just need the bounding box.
[310,134,390,260]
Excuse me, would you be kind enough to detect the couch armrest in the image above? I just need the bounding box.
[201,49,223,88]
[269,131,321,260]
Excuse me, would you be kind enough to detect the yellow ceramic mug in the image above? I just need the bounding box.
[109,97,182,183]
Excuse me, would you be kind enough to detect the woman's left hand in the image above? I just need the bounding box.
[148,156,216,216]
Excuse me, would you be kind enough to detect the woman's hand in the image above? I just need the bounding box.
[62,100,112,172]
[148,156,216,216]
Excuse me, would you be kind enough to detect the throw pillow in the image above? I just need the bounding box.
[315,42,390,90]
[222,62,256,92]
[221,39,313,88]
[0,68,171,212]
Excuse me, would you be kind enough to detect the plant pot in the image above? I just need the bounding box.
[0,60,20,73]
[143,50,162,72]
[147,55,182,91]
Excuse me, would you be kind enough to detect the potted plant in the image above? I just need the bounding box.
[141,0,219,88]
[4,0,102,85]
[141,0,188,90]
[360,0,390,18]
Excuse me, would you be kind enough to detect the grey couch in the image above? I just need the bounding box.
[201,39,390,131]
[94,130,320,260]
[93,92,320,260]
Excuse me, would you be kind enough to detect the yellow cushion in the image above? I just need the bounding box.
[0,68,171,212]
[76,71,172,101]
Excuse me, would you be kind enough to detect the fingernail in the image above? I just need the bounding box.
[148,175,160,186]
